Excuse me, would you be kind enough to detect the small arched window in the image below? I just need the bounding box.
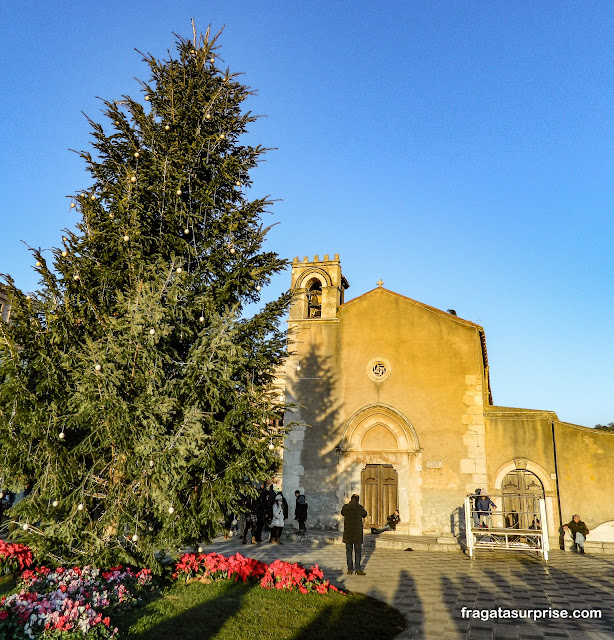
[306,279,322,318]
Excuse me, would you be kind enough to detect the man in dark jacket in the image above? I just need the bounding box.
[371,509,400,534]
[341,494,368,575]
[564,514,589,554]
[294,490,308,535]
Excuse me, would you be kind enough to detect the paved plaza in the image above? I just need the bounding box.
[208,534,614,640]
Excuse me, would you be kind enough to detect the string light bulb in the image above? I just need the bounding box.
[268,442,275,451]
[134,152,140,158]
[176,267,182,274]
[144,95,150,101]
[132,534,139,542]
[59,431,65,440]
[22,523,29,531]
[77,503,84,511]
[149,328,156,335]
[165,125,170,131]
[52,500,59,507]
[176,189,182,196]
[130,176,137,183]
[70,202,75,208]
[36,261,41,267]
[123,235,130,242]
[61,251,68,257]
[256,285,261,291]
[199,316,205,323]
[168,506,175,514]
[95,364,101,371]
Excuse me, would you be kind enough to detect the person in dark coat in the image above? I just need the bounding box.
[564,514,589,553]
[341,494,368,575]
[294,490,308,535]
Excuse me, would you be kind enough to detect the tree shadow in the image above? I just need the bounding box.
[117,579,257,639]
[441,553,614,638]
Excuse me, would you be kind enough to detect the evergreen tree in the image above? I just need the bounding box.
[0,27,290,570]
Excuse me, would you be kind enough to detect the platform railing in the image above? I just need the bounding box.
[464,495,549,562]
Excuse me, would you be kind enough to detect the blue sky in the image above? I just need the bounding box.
[1,1,612,427]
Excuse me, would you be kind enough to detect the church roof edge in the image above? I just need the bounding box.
[341,287,483,330]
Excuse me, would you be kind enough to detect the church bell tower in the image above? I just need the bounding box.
[289,254,349,321]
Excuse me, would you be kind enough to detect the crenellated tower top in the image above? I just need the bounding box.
[289,254,349,321]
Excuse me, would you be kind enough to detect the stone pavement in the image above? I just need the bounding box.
[207,534,614,640]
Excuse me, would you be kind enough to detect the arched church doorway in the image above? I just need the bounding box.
[501,469,545,530]
[361,464,398,529]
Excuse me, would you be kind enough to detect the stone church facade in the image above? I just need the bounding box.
[281,255,614,547]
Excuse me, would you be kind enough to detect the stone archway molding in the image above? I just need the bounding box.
[297,268,333,289]
[492,459,553,494]
[342,403,420,452]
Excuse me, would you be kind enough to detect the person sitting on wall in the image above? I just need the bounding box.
[563,514,589,554]
[371,510,400,534]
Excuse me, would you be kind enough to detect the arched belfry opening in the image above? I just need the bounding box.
[306,278,322,318]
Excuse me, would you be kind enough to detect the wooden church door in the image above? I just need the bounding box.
[361,464,398,528]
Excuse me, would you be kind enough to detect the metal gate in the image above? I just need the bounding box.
[361,464,398,528]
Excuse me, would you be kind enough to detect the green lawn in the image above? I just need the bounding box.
[117,580,406,640]
[0,575,17,598]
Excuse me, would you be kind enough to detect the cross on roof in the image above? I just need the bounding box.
[377,279,384,288]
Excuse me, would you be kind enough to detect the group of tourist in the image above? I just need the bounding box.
[223,485,309,545]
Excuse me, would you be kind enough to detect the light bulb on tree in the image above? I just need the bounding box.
[134,152,140,158]
[59,431,65,440]
[176,267,182,274]
[73,274,80,281]
[61,251,68,257]
[184,228,189,235]
[132,534,139,542]
[144,95,150,101]
[168,506,175,514]
[91,195,96,200]
[70,202,75,208]
[165,125,170,131]
[130,176,137,183]
[256,285,261,291]
[149,328,156,335]
[22,523,29,531]
[123,235,130,242]
[36,261,41,267]
[52,500,59,507]
[199,316,205,323]
[77,503,84,511]
[176,189,182,196]
[268,443,275,450]
[95,364,101,371]
[205,113,211,120]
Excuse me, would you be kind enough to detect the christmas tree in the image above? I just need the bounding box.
[0,27,290,570]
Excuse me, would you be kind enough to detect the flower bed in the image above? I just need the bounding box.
[0,540,34,576]
[0,544,341,638]
[173,552,341,594]
[0,565,155,639]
